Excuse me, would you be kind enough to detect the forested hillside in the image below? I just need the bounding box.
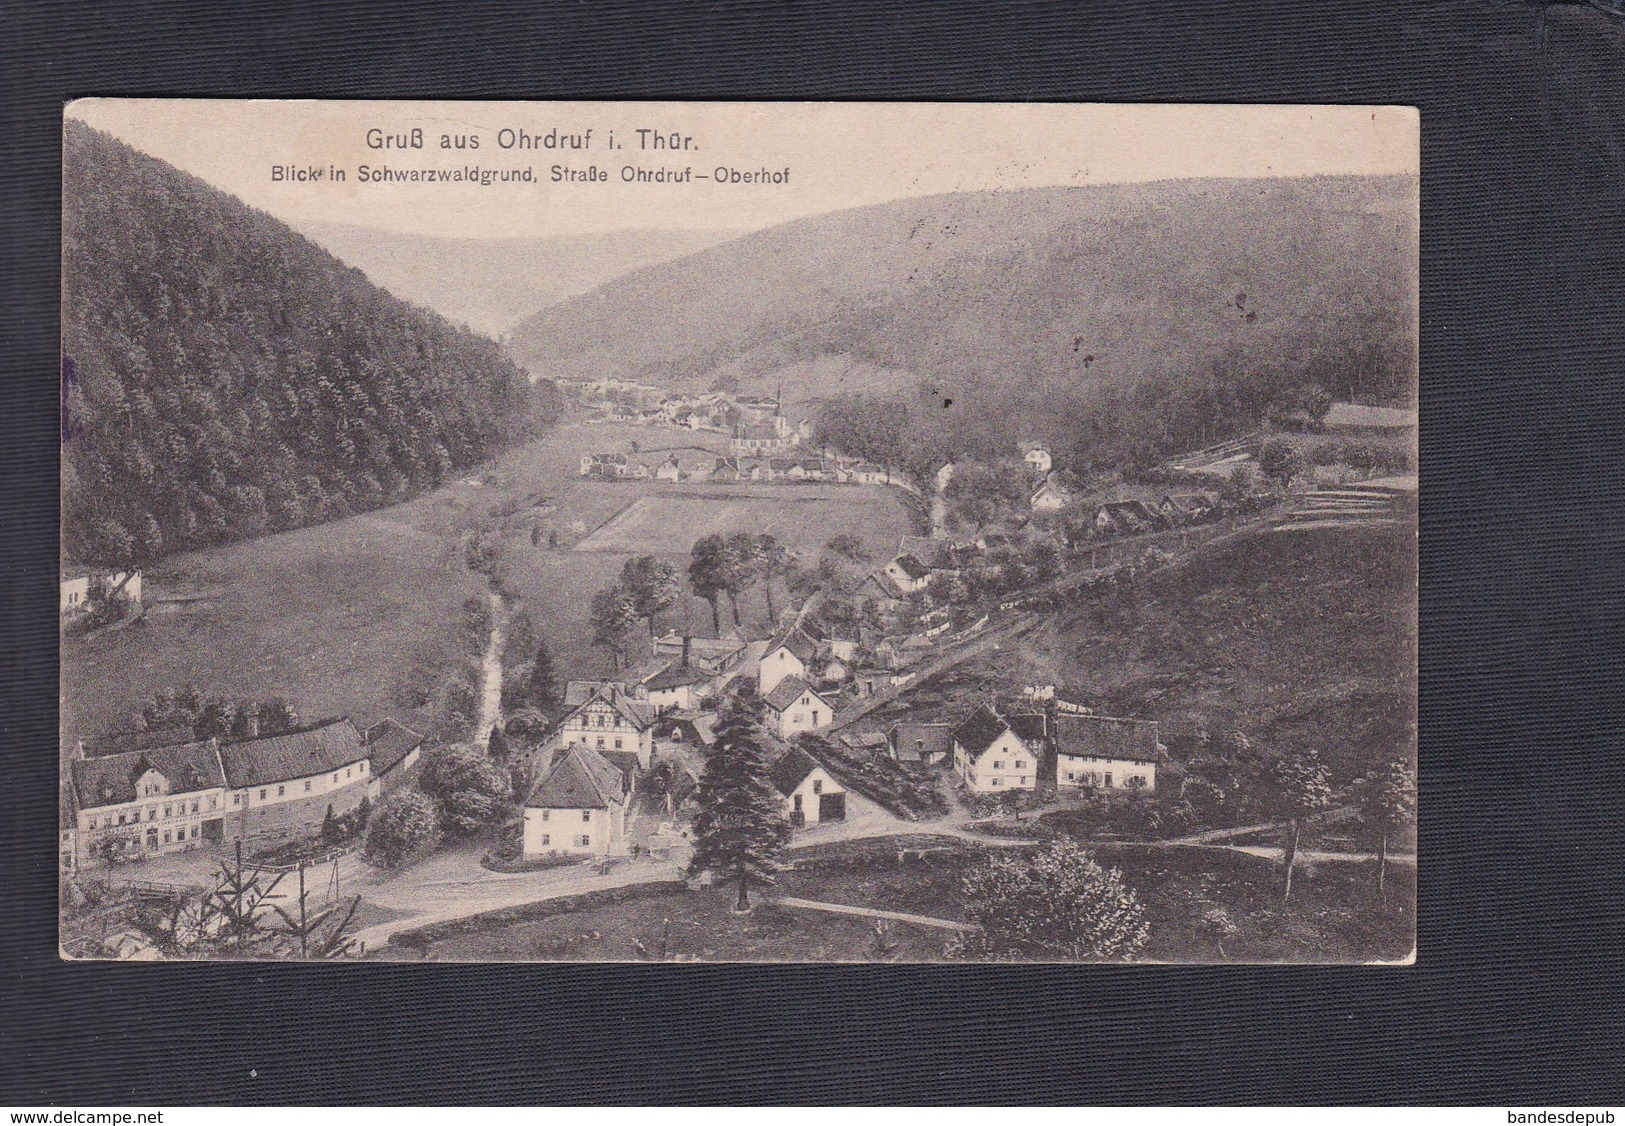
[62,122,559,564]
[509,176,1415,476]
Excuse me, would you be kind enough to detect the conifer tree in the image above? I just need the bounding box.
[687,685,791,911]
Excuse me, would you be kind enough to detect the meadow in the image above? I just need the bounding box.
[61,417,918,743]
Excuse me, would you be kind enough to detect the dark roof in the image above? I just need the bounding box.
[72,740,224,809]
[601,749,645,780]
[768,628,820,664]
[527,745,626,810]
[79,724,197,758]
[952,706,1011,756]
[656,712,717,746]
[1054,714,1161,764]
[763,675,825,713]
[1006,712,1050,746]
[364,718,425,776]
[769,746,824,796]
[566,683,656,728]
[218,718,366,790]
[891,553,932,580]
[888,722,953,762]
[644,665,709,691]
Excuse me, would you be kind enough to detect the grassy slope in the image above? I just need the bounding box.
[897,520,1416,784]
[62,418,918,740]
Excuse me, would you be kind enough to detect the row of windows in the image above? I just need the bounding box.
[990,760,1028,770]
[536,835,592,848]
[537,809,594,822]
[90,795,216,830]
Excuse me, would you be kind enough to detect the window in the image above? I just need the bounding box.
[118,813,126,825]
[614,738,623,750]
[991,778,1002,786]
[259,789,267,801]
[541,810,549,822]
[147,808,156,821]
[88,817,97,830]
[577,835,591,848]
[1019,777,1028,786]
[812,780,823,795]
[1104,773,1113,788]
[811,710,820,725]
[191,800,200,813]
[993,761,1004,770]
[793,794,803,812]
[190,825,198,839]
[1016,761,1026,769]
[232,793,241,806]
[1065,772,1076,782]
[163,831,171,844]
[164,805,172,817]
[581,810,591,823]
[304,780,312,792]
[345,769,351,779]
[277,785,286,797]
[596,737,605,749]
[332,773,338,784]
[360,762,366,772]
[541,834,550,847]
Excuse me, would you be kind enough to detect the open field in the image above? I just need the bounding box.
[577,488,906,554]
[379,833,1411,963]
[62,417,918,741]
[61,510,486,742]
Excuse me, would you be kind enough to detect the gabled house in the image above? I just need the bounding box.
[579,452,628,479]
[1030,478,1071,512]
[882,553,933,595]
[762,676,835,740]
[770,746,846,828]
[69,739,228,864]
[887,721,953,766]
[557,683,657,768]
[522,745,631,858]
[1093,499,1165,536]
[218,718,373,845]
[759,627,820,695]
[365,718,425,798]
[951,705,1039,792]
[1023,445,1053,474]
[652,710,716,750]
[641,663,710,713]
[1054,714,1159,791]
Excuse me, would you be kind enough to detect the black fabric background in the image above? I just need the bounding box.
[3,0,1622,1106]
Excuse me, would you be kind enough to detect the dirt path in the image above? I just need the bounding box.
[474,589,504,748]
[774,896,977,932]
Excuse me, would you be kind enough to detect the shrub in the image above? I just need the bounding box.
[959,839,1150,960]
[363,790,441,869]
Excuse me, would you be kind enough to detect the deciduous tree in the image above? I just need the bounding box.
[1354,757,1416,897]
[958,839,1149,960]
[1265,748,1335,902]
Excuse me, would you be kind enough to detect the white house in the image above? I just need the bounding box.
[60,567,142,618]
[882,553,933,595]
[640,663,710,713]
[218,719,373,846]
[364,718,425,798]
[522,745,630,859]
[887,721,953,766]
[1054,713,1159,791]
[69,739,228,865]
[759,628,819,695]
[762,675,835,740]
[1030,478,1071,512]
[951,705,1039,792]
[770,746,846,827]
[1023,445,1053,474]
[557,683,656,768]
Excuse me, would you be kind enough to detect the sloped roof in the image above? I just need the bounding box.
[763,675,826,713]
[364,718,425,776]
[601,749,645,780]
[79,724,197,758]
[767,628,819,665]
[1323,402,1417,430]
[769,745,824,796]
[72,739,224,809]
[566,683,656,728]
[1006,712,1050,746]
[889,722,952,762]
[952,706,1011,756]
[1054,714,1161,764]
[527,745,626,810]
[644,664,710,691]
[897,536,949,567]
[219,719,366,789]
[890,553,932,580]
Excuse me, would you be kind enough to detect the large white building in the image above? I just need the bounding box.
[770,746,846,828]
[1054,713,1159,791]
[523,745,631,859]
[951,705,1040,792]
[557,683,657,768]
[761,676,835,740]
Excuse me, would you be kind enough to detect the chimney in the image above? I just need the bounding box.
[682,634,692,668]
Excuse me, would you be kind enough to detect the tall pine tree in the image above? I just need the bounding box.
[688,685,791,911]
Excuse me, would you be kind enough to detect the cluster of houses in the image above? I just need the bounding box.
[580,446,894,487]
[60,715,425,871]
